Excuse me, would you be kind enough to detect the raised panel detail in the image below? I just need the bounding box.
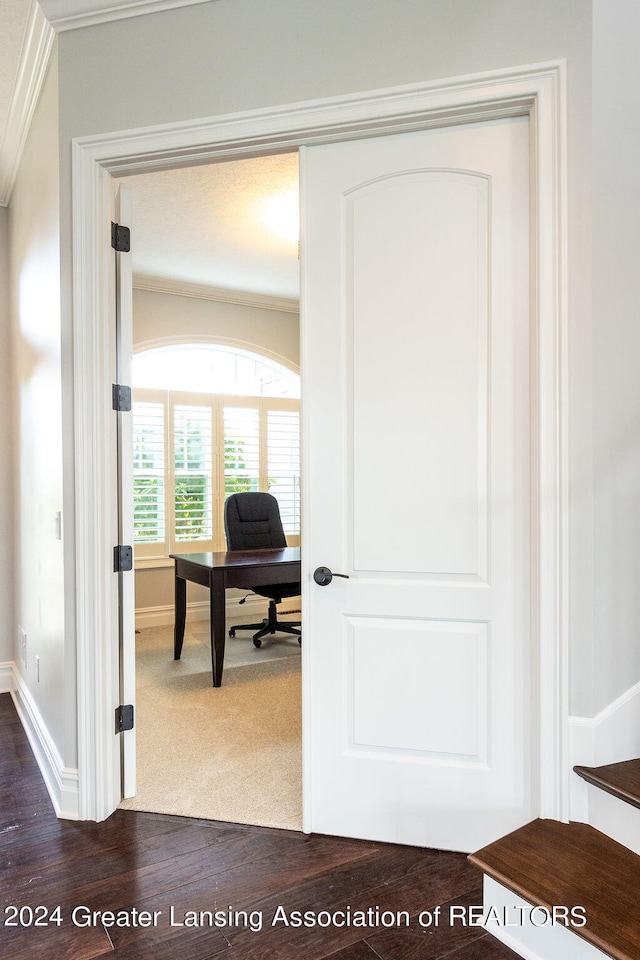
[346,616,488,764]
[347,170,489,578]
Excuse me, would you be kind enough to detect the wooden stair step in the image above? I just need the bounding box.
[574,759,640,810]
[468,818,640,960]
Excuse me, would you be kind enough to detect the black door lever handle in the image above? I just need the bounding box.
[313,566,349,586]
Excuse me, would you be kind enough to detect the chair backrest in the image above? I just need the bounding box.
[224,492,287,551]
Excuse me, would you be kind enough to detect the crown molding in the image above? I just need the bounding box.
[38,0,214,32]
[132,274,300,314]
[0,1,56,207]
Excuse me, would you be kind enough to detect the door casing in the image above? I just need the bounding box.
[70,61,569,825]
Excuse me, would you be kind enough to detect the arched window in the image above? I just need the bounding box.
[132,343,300,398]
[132,343,300,558]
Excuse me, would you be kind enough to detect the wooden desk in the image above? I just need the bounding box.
[170,548,301,687]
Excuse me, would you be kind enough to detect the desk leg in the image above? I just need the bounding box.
[174,573,187,660]
[210,573,226,687]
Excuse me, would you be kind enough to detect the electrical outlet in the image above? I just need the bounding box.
[35,655,40,683]
[18,627,27,666]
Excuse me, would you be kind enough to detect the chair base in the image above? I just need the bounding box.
[229,599,301,648]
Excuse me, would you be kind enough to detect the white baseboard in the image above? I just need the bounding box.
[569,679,640,837]
[482,877,607,960]
[135,595,301,630]
[135,599,212,629]
[10,665,79,820]
[592,679,640,763]
[0,660,14,693]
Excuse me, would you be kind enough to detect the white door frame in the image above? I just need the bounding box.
[71,60,569,824]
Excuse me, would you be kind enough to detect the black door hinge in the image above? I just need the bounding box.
[115,704,134,733]
[111,221,131,252]
[112,383,132,412]
[114,545,133,572]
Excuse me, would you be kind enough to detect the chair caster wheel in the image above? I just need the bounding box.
[228,627,236,638]
[253,638,262,648]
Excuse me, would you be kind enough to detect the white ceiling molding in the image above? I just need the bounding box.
[38,0,215,32]
[0,1,55,206]
[133,274,300,314]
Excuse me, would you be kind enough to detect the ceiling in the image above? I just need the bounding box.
[1,0,301,304]
[124,152,300,303]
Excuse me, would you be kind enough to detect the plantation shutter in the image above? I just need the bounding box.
[133,388,301,558]
[267,406,300,536]
[132,397,167,556]
[223,405,260,497]
[172,401,214,546]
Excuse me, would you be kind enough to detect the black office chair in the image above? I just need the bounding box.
[224,492,301,648]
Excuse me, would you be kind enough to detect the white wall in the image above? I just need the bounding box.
[591,0,640,714]
[133,284,299,362]
[9,48,67,752]
[132,283,300,613]
[0,206,12,675]
[56,0,640,755]
[55,0,597,719]
[57,0,591,136]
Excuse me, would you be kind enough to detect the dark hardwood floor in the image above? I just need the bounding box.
[0,693,519,959]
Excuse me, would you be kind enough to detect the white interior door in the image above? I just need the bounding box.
[301,116,533,852]
[114,183,136,798]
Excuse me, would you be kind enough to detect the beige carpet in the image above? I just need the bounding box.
[119,623,302,830]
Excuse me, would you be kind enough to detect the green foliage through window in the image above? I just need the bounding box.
[175,475,209,540]
[133,476,163,542]
[224,433,259,495]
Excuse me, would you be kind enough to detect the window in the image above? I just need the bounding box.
[132,344,300,559]
[132,399,166,544]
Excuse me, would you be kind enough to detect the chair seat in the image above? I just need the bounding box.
[253,581,301,602]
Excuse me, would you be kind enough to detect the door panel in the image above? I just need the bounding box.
[302,117,532,852]
[350,170,488,577]
[347,617,488,760]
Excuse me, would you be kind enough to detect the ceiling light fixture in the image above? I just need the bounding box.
[262,189,299,244]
